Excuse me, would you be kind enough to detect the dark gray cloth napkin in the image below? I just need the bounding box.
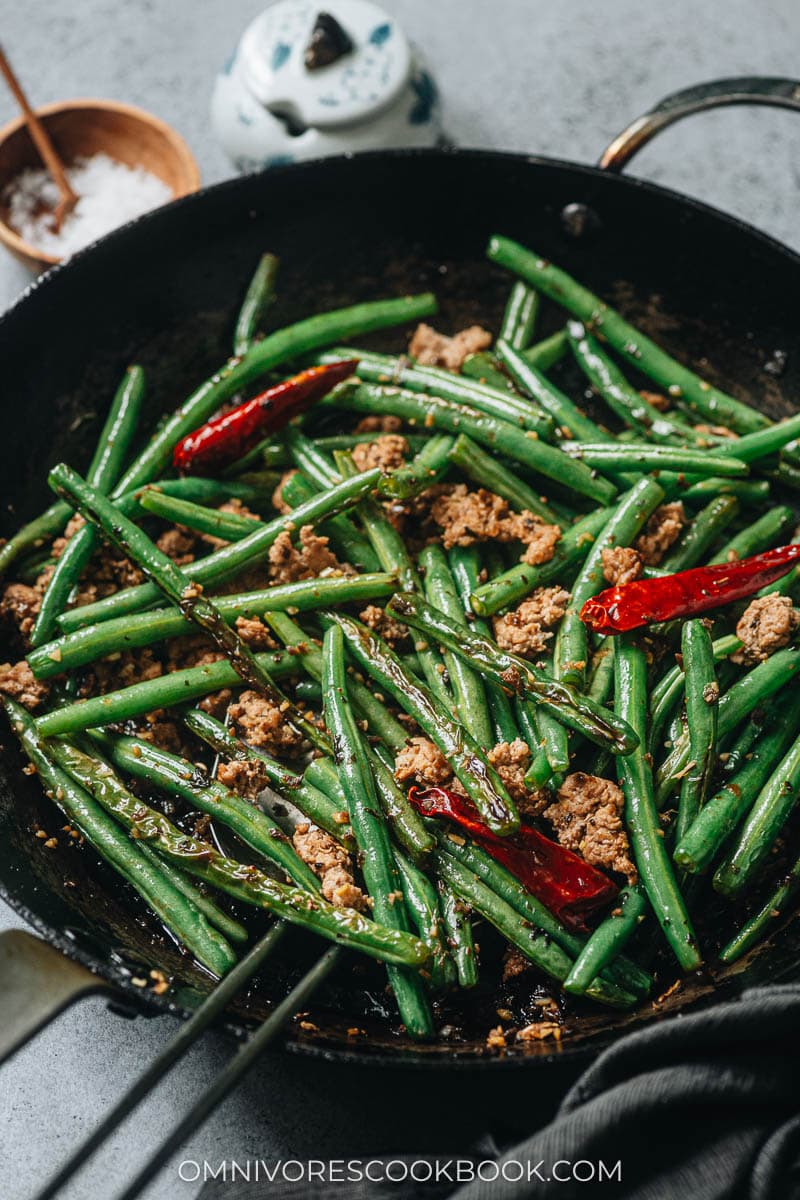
[200,983,800,1200]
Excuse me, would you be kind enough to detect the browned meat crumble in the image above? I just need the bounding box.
[351,434,409,473]
[733,594,800,665]
[635,502,686,566]
[267,524,347,584]
[216,757,269,799]
[354,414,404,434]
[486,739,547,815]
[544,772,636,884]
[429,484,561,561]
[0,660,50,710]
[228,690,303,755]
[601,545,643,586]
[492,587,570,658]
[394,737,453,788]
[409,323,492,372]
[292,824,366,910]
[358,604,409,646]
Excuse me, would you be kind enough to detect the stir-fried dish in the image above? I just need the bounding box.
[3,236,800,1046]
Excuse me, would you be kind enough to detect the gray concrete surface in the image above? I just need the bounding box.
[0,1,799,1197]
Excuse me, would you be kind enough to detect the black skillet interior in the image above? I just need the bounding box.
[1,149,800,1068]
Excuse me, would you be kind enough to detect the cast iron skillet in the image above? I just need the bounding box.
[2,79,800,1067]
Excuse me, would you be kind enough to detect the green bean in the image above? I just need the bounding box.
[31,367,146,647]
[89,728,320,890]
[437,879,478,988]
[29,572,396,681]
[674,691,800,874]
[434,852,636,1008]
[564,442,749,479]
[714,730,800,896]
[676,621,719,841]
[660,495,740,572]
[563,885,649,997]
[48,464,326,752]
[678,477,771,507]
[656,647,800,805]
[500,280,540,349]
[522,328,569,373]
[263,611,410,753]
[4,703,237,976]
[556,478,665,689]
[395,851,456,991]
[180,708,354,845]
[712,411,800,463]
[434,830,652,997]
[461,352,516,392]
[388,592,638,754]
[138,489,261,540]
[719,852,800,963]
[649,634,740,755]
[334,450,452,709]
[323,610,520,835]
[324,382,617,505]
[532,651,570,773]
[318,347,557,439]
[496,338,610,444]
[419,544,493,748]
[56,469,383,633]
[233,252,279,356]
[35,647,294,736]
[80,729,430,968]
[708,505,793,565]
[470,507,610,617]
[567,322,705,444]
[614,635,701,970]
[0,500,72,581]
[488,235,768,434]
[323,625,433,1038]
[448,544,520,744]
[134,843,249,944]
[378,434,454,500]
[446,434,565,527]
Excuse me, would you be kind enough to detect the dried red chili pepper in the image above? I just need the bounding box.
[409,786,616,929]
[173,360,358,474]
[580,544,800,636]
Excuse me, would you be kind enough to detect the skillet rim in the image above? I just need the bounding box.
[1,145,798,1067]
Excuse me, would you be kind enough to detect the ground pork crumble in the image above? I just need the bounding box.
[733,594,800,665]
[601,545,643,587]
[429,484,561,560]
[228,691,303,755]
[354,414,404,434]
[394,737,454,789]
[267,524,348,584]
[351,433,409,473]
[544,772,636,884]
[0,660,50,710]
[487,739,548,815]
[216,757,269,800]
[409,323,492,372]
[292,824,366,910]
[635,502,685,566]
[358,604,409,646]
[492,587,570,658]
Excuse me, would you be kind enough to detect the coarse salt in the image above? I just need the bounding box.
[4,152,172,258]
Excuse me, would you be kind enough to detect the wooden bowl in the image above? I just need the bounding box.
[0,98,201,271]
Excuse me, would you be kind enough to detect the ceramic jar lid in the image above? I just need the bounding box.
[238,1,412,130]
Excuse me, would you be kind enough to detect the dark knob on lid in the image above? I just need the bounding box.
[304,12,355,70]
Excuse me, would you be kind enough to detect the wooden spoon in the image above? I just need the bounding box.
[0,44,78,231]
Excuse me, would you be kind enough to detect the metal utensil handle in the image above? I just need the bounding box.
[599,76,800,172]
[0,930,108,1065]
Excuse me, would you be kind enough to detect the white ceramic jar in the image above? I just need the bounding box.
[211,0,442,171]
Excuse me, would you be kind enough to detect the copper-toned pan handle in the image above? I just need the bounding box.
[0,929,110,1064]
[599,76,800,172]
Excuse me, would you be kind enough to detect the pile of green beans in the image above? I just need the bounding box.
[6,240,800,1044]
